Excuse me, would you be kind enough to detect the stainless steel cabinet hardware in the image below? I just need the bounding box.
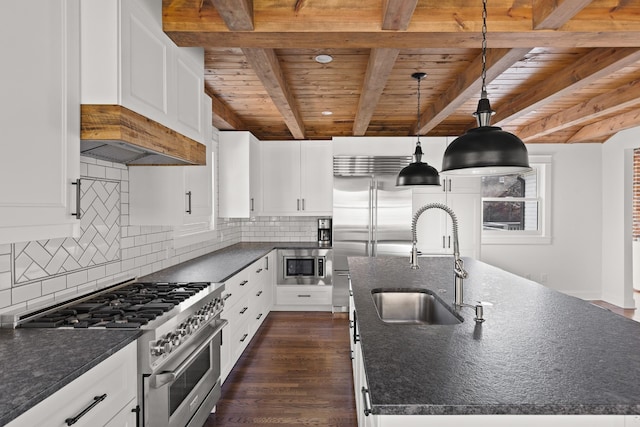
[256,313,263,320]
[361,387,372,416]
[448,235,451,248]
[131,405,140,426]
[250,197,254,211]
[298,294,311,297]
[240,280,248,286]
[353,311,360,343]
[442,236,446,248]
[448,179,452,192]
[442,178,446,192]
[240,307,248,314]
[297,198,301,211]
[71,179,82,219]
[65,394,106,425]
[186,191,192,214]
[265,256,269,271]
[256,290,263,296]
[223,293,231,300]
[302,198,305,210]
[240,333,248,342]
[256,268,263,274]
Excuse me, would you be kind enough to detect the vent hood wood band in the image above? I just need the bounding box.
[80,105,206,166]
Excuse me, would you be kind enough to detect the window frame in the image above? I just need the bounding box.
[481,155,552,245]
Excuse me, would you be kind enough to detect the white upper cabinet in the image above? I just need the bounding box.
[81,0,206,143]
[0,0,81,244]
[261,141,333,216]
[129,96,213,227]
[219,131,263,218]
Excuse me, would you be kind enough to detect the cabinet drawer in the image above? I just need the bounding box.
[222,295,252,335]
[7,342,137,427]
[230,319,252,362]
[222,268,250,310]
[276,286,332,305]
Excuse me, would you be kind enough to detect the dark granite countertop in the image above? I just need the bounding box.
[348,256,640,416]
[139,241,327,283]
[0,329,140,425]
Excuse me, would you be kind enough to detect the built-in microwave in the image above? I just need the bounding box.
[277,249,332,285]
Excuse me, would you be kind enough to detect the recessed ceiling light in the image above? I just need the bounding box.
[321,111,333,116]
[315,54,333,64]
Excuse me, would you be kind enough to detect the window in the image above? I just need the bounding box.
[481,155,551,244]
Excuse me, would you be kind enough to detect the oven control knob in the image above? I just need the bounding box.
[151,340,171,356]
[167,333,181,347]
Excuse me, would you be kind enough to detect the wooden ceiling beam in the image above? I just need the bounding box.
[518,79,640,142]
[491,47,640,128]
[209,0,254,31]
[567,109,640,143]
[163,30,640,50]
[241,48,305,139]
[382,0,419,30]
[532,0,593,30]
[207,90,247,130]
[415,48,531,135]
[353,48,400,136]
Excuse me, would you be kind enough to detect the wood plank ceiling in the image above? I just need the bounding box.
[163,0,640,144]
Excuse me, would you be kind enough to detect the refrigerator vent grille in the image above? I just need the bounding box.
[333,156,412,176]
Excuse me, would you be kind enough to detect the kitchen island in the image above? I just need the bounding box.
[348,256,640,426]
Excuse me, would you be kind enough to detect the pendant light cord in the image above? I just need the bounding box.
[480,0,488,99]
[416,74,422,145]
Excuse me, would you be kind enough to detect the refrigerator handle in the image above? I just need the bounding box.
[372,179,378,257]
[368,179,374,257]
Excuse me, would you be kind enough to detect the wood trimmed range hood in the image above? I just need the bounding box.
[80,105,206,166]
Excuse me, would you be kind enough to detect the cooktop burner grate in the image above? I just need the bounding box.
[19,281,211,329]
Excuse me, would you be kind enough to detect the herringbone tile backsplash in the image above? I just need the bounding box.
[13,179,121,284]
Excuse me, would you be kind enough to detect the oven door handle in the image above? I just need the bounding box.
[150,319,228,389]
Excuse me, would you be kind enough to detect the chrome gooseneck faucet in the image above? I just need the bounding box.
[410,203,469,307]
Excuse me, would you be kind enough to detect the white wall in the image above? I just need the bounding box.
[480,144,603,300]
[601,127,640,309]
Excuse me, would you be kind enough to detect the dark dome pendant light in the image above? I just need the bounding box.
[441,0,530,176]
[396,72,441,186]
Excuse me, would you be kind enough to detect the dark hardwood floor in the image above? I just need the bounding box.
[205,312,357,427]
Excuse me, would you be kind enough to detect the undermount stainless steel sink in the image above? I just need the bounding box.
[371,289,463,325]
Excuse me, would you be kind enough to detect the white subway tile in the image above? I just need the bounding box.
[87,265,106,281]
[42,276,67,295]
[0,289,11,309]
[67,270,88,288]
[12,283,42,304]
[0,272,11,291]
[87,164,106,179]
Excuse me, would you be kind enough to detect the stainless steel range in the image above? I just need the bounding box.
[12,279,228,427]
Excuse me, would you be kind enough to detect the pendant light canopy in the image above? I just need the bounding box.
[441,0,530,176]
[396,72,441,186]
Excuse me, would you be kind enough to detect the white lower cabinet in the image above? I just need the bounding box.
[221,253,274,383]
[7,342,137,427]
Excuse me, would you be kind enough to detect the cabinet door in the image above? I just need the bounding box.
[300,141,333,215]
[219,131,260,218]
[175,48,204,142]
[121,0,170,122]
[129,167,185,225]
[262,141,301,214]
[183,96,212,226]
[249,135,263,215]
[412,193,448,255]
[0,0,80,244]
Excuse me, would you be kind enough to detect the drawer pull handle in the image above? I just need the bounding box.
[224,293,232,300]
[240,280,248,286]
[240,333,249,342]
[65,394,107,425]
[256,313,263,320]
[256,290,263,296]
[361,387,372,416]
[256,268,263,273]
[240,307,248,314]
[298,294,311,298]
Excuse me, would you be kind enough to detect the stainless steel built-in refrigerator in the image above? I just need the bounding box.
[332,156,413,311]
